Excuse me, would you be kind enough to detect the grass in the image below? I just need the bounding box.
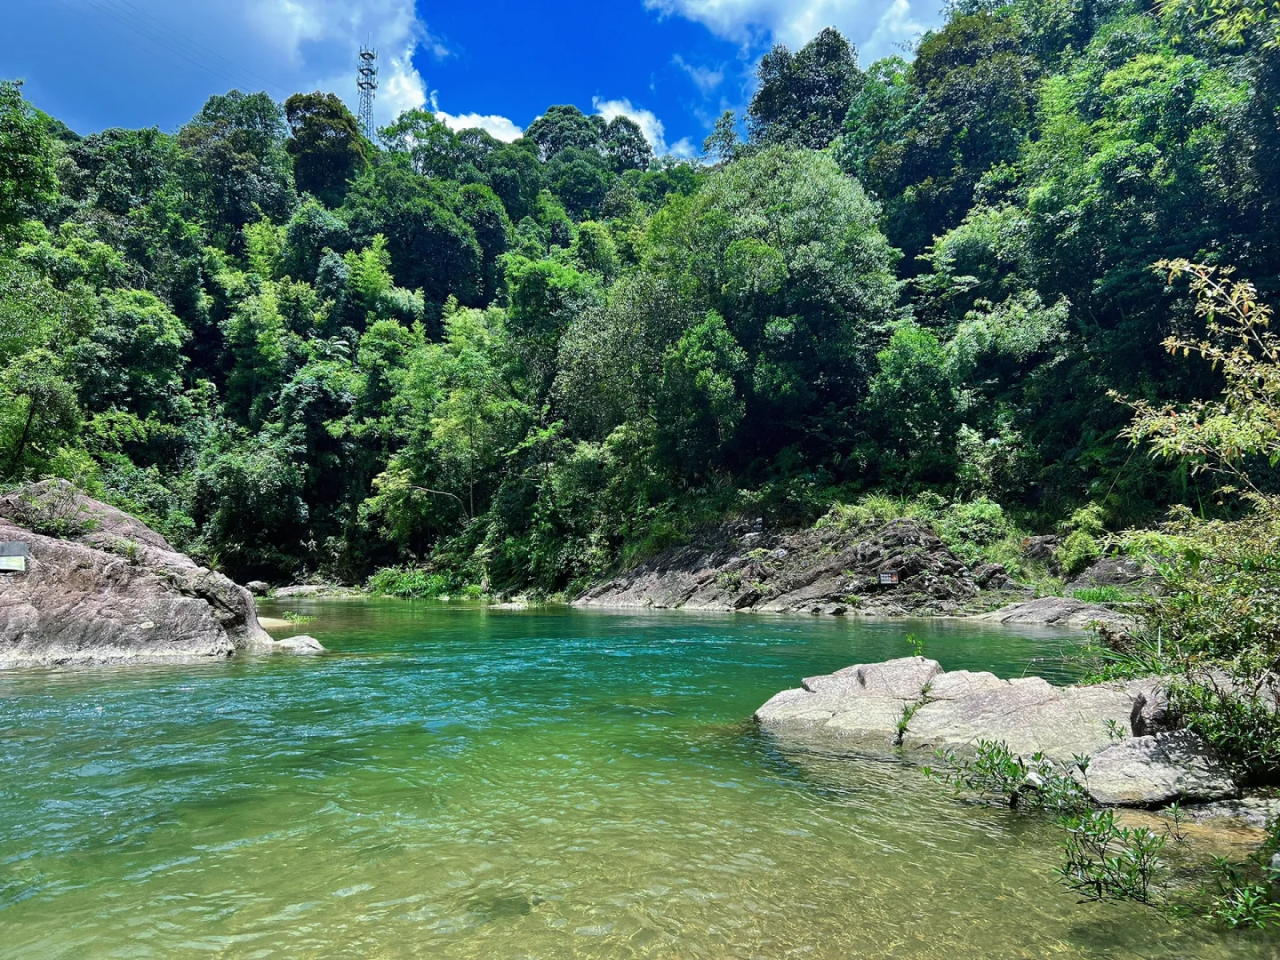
[1072,585,1126,605]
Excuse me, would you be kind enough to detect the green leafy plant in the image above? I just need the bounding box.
[904,633,924,657]
[281,611,316,625]
[923,740,1091,814]
[1058,809,1165,905]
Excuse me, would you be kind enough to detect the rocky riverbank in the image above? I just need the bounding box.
[0,481,322,667]
[575,517,1128,625]
[755,656,1238,808]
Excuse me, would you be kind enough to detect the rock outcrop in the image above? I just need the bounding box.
[576,519,1016,617]
[0,480,316,667]
[971,596,1131,629]
[755,656,1237,807]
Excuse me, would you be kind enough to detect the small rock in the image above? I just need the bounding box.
[275,635,324,654]
[246,580,271,596]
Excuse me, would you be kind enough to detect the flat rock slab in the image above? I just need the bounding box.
[756,657,942,749]
[903,676,1135,759]
[1086,730,1237,806]
[971,597,1131,629]
[756,657,1238,807]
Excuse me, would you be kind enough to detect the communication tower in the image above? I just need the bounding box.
[357,45,378,140]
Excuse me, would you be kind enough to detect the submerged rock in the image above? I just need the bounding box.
[755,657,1238,807]
[0,480,273,667]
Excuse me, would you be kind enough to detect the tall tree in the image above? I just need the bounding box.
[285,92,369,208]
[748,28,862,149]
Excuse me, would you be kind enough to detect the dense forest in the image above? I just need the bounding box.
[0,0,1276,592]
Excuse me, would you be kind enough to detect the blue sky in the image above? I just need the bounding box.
[1,0,942,155]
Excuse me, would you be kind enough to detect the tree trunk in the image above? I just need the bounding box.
[8,398,36,476]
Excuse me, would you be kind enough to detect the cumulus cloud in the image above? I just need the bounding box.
[645,0,939,61]
[427,93,523,141]
[592,96,682,156]
[672,54,725,93]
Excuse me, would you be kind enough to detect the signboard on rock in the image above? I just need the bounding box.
[879,571,899,586]
[0,542,30,573]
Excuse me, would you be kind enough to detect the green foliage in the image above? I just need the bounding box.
[0,82,56,233]
[367,566,471,600]
[1073,586,1126,604]
[924,740,1092,814]
[1058,809,1165,905]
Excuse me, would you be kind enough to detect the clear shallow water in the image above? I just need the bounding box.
[0,602,1273,959]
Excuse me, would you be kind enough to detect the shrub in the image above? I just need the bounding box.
[368,566,464,599]
[935,497,1013,565]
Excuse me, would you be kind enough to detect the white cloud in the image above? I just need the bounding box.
[672,54,725,93]
[427,93,523,141]
[644,0,940,61]
[592,96,681,156]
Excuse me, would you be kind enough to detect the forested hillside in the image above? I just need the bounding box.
[1,0,1276,591]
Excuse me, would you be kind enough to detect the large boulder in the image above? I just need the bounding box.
[755,658,1239,807]
[0,480,274,667]
[1066,557,1159,593]
[756,657,942,749]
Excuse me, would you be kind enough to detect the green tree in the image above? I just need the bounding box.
[0,81,56,233]
[748,28,862,149]
[285,92,369,208]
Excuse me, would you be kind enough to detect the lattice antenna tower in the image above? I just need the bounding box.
[357,44,378,141]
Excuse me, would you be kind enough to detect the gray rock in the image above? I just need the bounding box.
[273,584,361,598]
[246,580,271,596]
[1183,798,1280,828]
[274,635,324,654]
[1085,730,1237,806]
[1129,678,1177,737]
[0,481,271,667]
[904,676,1135,759]
[756,656,942,749]
[971,563,1009,589]
[972,596,1130,629]
[1023,535,1060,564]
[1066,557,1156,592]
[577,519,982,618]
[756,658,1239,807]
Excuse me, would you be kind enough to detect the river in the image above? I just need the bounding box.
[0,601,1272,958]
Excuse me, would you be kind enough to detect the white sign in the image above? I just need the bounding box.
[879,572,899,585]
[0,556,26,573]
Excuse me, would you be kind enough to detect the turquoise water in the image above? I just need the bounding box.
[0,602,1272,958]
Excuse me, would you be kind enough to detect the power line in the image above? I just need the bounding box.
[65,0,292,99]
[95,0,292,97]
[79,0,283,95]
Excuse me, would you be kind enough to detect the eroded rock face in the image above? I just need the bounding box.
[755,658,1238,807]
[577,520,1013,617]
[0,481,273,667]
